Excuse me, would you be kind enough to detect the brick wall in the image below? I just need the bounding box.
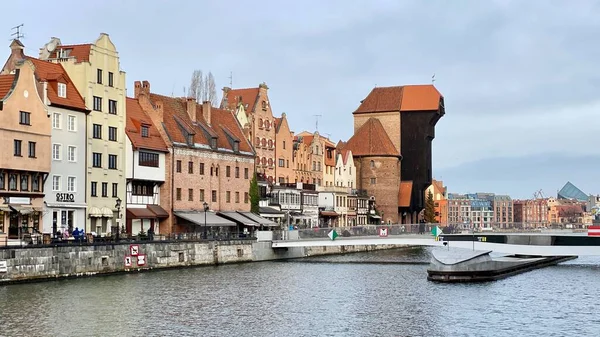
[354,156,401,224]
[353,111,401,155]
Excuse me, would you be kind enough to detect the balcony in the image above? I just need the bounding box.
[317,186,351,194]
[351,189,368,197]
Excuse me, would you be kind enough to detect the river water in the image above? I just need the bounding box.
[1,247,599,337]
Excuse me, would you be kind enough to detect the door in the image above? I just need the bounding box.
[8,212,19,238]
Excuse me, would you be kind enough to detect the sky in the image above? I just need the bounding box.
[3,0,600,199]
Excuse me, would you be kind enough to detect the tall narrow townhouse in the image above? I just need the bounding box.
[222,83,276,184]
[274,113,295,184]
[124,97,169,235]
[296,131,335,186]
[293,131,324,185]
[2,41,90,236]
[0,42,51,239]
[134,81,255,233]
[39,34,127,234]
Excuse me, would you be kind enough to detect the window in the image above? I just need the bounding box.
[139,152,159,167]
[19,111,31,125]
[226,166,231,178]
[212,190,217,202]
[283,140,286,150]
[132,181,154,196]
[0,173,5,190]
[8,174,17,191]
[200,189,205,202]
[52,175,61,191]
[101,182,108,197]
[235,192,240,203]
[188,189,193,201]
[112,183,118,197]
[52,143,61,160]
[108,154,117,169]
[188,161,193,174]
[235,167,240,178]
[93,96,102,111]
[370,178,377,185]
[199,163,205,175]
[141,125,149,137]
[108,72,114,87]
[68,115,76,131]
[244,168,249,179]
[20,174,29,191]
[244,192,249,204]
[108,126,117,141]
[176,188,181,201]
[176,160,182,173]
[108,100,117,114]
[13,140,22,156]
[52,113,61,129]
[279,159,285,167]
[92,152,102,167]
[97,69,103,84]
[67,176,76,192]
[58,83,67,98]
[226,191,231,203]
[91,182,97,197]
[32,175,39,192]
[28,142,36,158]
[370,160,375,168]
[68,146,76,162]
[215,167,219,176]
[91,124,103,140]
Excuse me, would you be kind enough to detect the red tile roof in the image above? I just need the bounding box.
[26,56,87,111]
[222,87,259,113]
[354,85,442,114]
[49,44,92,63]
[343,118,399,157]
[125,97,168,152]
[0,74,15,98]
[398,181,413,207]
[148,93,253,154]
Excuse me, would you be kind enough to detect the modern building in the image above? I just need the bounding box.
[124,97,169,235]
[2,41,90,236]
[557,181,588,202]
[493,195,514,228]
[40,34,127,235]
[0,51,51,238]
[274,113,294,184]
[134,80,255,233]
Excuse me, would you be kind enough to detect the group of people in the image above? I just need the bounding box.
[56,227,86,241]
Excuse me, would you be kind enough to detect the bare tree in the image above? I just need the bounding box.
[207,72,218,106]
[189,70,203,102]
[189,69,219,106]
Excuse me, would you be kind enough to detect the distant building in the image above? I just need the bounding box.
[424,180,447,225]
[513,199,548,228]
[273,113,294,184]
[557,181,588,202]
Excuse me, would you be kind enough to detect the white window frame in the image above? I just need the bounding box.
[67,176,76,192]
[52,143,62,160]
[67,115,77,132]
[57,83,67,98]
[52,175,61,191]
[67,146,77,162]
[52,113,61,129]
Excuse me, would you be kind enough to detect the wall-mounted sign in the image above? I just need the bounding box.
[56,193,75,202]
[7,197,30,205]
[137,255,146,266]
[0,260,7,273]
[124,256,132,267]
[130,244,140,256]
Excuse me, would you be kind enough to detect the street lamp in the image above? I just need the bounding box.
[203,201,209,240]
[115,197,122,241]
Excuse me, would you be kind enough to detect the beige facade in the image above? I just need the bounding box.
[41,33,127,234]
[274,113,295,184]
[0,57,50,238]
[293,131,324,185]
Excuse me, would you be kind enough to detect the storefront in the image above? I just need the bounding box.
[126,205,169,235]
[1,197,43,239]
[42,201,87,237]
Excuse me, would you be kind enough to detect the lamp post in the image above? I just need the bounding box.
[115,197,122,242]
[203,201,209,240]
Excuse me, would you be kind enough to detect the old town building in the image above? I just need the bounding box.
[274,113,294,184]
[296,131,336,187]
[134,80,255,233]
[2,41,90,236]
[293,131,324,185]
[124,97,169,235]
[0,48,51,238]
[40,34,127,235]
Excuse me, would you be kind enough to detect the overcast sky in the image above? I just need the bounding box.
[4,0,599,198]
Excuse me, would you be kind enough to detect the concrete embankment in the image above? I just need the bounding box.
[0,240,409,285]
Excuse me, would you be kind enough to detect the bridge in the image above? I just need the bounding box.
[270,225,600,256]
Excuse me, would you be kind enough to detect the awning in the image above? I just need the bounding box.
[369,214,381,219]
[320,211,338,217]
[259,206,284,215]
[88,207,103,217]
[127,207,156,219]
[0,205,11,212]
[218,211,258,226]
[174,211,236,227]
[238,211,278,227]
[148,204,169,218]
[100,207,114,217]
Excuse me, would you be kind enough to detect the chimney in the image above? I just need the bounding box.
[10,40,25,59]
[134,80,151,98]
[202,101,212,125]
[154,101,164,122]
[186,97,197,122]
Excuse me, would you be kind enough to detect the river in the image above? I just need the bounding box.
[1,247,599,337]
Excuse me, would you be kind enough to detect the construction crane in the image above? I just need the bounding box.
[533,189,545,200]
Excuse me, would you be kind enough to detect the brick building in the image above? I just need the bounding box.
[134,81,255,233]
[513,199,548,228]
[274,113,294,184]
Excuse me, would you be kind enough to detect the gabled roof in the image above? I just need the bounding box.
[558,181,588,202]
[343,118,399,157]
[354,84,442,114]
[125,97,168,153]
[0,74,15,98]
[398,181,413,208]
[49,44,92,63]
[26,56,87,111]
[222,87,259,113]
[336,149,353,166]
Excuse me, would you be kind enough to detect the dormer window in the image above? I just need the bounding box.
[141,125,149,138]
[187,134,194,145]
[57,83,67,98]
[233,141,239,152]
[210,137,217,149]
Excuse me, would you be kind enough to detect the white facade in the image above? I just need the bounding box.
[334,151,355,188]
[318,186,351,227]
[42,105,87,234]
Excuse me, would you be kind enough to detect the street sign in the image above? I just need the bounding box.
[328,229,338,241]
[379,228,388,237]
[124,256,132,267]
[137,255,147,266]
[130,244,140,256]
[432,226,443,237]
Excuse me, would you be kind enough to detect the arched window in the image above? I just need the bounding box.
[370,160,375,168]
[261,138,267,147]
[259,118,264,128]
